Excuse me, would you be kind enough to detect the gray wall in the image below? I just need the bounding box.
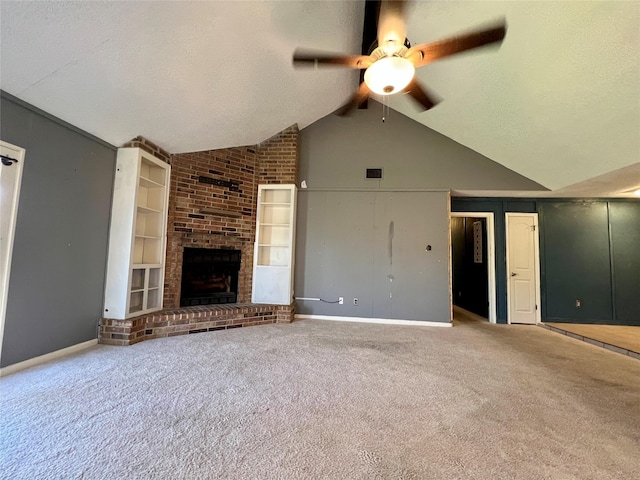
[299,101,546,191]
[1,92,116,367]
[295,190,450,321]
[296,103,545,322]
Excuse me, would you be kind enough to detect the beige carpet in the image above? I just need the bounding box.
[1,315,639,479]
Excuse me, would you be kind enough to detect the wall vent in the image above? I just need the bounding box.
[366,168,383,179]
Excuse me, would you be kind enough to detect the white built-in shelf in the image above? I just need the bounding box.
[104,148,170,319]
[137,205,162,214]
[252,184,297,304]
[139,176,164,189]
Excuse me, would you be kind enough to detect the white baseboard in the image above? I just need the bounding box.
[295,314,452,327]
[0,339,98,377]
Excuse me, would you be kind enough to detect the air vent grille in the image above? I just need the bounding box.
[366,168,383,179]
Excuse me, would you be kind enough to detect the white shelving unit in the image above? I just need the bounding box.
[252,184,297,305]
[104,148,170,319]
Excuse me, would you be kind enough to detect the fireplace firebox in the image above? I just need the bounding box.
[180,248,241,306]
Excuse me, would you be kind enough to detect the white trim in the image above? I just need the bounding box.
[447,193,453,323]
[0,339,98,377]
[505,212,541,325]
[295,314,452,327]
[533,215,542,324]
[450,212,497,324]
[0,141,26,364]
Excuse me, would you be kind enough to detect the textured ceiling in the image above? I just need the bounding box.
[1,1,639,195]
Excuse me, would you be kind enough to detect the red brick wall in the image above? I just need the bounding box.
[164,126,298,308]
[121,136,172,165]
[258,125,298,184]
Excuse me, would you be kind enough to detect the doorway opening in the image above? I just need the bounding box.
[0,141,26,362]
[450,212,496,323]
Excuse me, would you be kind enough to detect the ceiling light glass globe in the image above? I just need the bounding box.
[364,57,415,95]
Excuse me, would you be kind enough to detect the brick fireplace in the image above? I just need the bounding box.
[164,145,258,307]
[99,127,299,345]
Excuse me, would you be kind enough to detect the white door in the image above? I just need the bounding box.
[506,213,540,324]
[0,141,26,360]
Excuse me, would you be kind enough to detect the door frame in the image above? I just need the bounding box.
[450,212,496,324]
[0,140,26,362]
[505,212,541,325]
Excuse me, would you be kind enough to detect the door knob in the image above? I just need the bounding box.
[511,272,517,277]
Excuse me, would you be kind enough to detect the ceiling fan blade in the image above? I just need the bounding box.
[406,21,507,67]
[377,0,407,47]
[293,50,373,69]
[337,82,371,116]
[403,78,440,111]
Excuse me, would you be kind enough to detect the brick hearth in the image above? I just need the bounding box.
[100,304,295,346]
[99,126,299,345]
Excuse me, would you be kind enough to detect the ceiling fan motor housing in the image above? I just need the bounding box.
[367,37,412,56]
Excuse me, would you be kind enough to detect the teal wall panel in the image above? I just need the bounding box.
[541,202,613,322]
[609,202,640,324]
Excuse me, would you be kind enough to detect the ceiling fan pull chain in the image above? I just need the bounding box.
[382,96,388,123]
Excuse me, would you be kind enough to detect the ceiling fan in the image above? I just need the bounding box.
[293,0,506,116]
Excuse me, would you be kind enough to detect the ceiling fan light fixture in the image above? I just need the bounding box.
[364,56,415,95]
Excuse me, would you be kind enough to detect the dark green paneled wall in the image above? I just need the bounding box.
[609,203,640,324]
[452,197,640,326]
[541,202,613,322]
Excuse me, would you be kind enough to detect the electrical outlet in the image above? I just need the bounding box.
[353,298,358,306]
[339,297,344,305]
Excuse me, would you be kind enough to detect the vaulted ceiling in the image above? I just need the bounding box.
[1,1,638,195]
